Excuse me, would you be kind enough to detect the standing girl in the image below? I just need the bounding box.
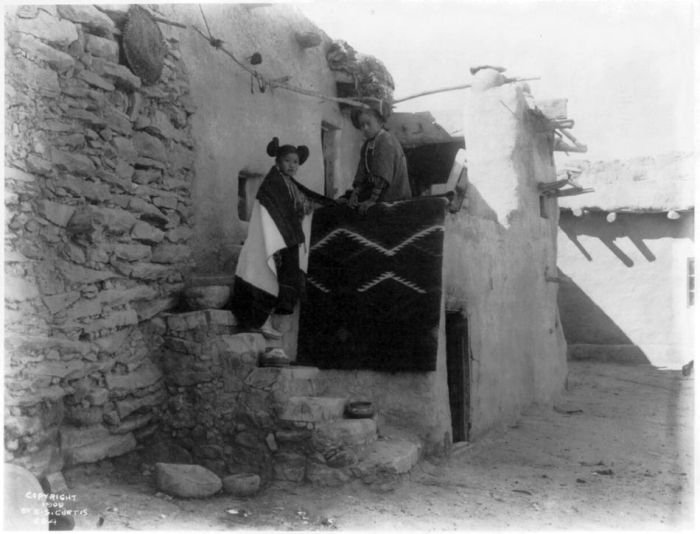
[232,137,333,338]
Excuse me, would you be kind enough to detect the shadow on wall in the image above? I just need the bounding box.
[557,268,650,364]
[559,211,692,268]
[464,181,500,224]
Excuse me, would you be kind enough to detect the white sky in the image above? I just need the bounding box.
[299,0,696,162]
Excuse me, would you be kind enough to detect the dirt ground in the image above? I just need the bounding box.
[63,360,694,531]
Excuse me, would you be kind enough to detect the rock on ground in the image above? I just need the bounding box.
[155,463,222,499]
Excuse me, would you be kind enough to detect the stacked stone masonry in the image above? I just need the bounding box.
[4,4,196,478]
[158,310,419,488]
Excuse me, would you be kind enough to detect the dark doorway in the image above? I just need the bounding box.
[321,122,340,198]
[446,310,470,441]
[404,140,464,196]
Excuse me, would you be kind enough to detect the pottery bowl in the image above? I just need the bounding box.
[344,401,375,419]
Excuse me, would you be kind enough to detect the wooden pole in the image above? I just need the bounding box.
[553,187,594,198]
[151,15,187,28]
[192,26,370,109]
[557,128,587,151]
[393,77,541,104]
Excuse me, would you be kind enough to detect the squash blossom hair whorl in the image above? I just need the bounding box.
[267,137,309,165]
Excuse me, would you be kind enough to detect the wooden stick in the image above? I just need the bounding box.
[393,77,541,104]
[553,119,575,129]
[553,187,594,198]
[553,137,588,153]
[198,5,213,39]
[563,166,583,174]
[538,178,570,192]
[269,80,371,108]
[557,128,587,150]
[192,25,370,109]
[152,15,187,29]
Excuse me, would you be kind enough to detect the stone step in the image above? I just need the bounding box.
[245,366,321,398]
[351,437,421,481]
[263,337,284,349]
[276,396,346,423]
[315,418,377,449]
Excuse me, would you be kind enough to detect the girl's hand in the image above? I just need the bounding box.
[358,200,375,214]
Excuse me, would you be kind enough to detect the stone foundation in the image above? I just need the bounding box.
[157,310,421,487]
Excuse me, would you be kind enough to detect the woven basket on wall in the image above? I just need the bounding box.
[123,5,167,85]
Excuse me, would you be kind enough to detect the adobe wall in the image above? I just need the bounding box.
[157,3,363,272]
[444,76,568,439]
[4,5,196,476]
[558,211,695,368]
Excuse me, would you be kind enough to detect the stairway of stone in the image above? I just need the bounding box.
[258,363,423,486]
[163,306,422,487]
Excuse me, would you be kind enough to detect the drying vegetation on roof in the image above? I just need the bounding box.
[326,40,395,102]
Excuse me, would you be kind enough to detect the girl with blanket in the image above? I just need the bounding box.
[339,99,412,213]
[232,138,333,339]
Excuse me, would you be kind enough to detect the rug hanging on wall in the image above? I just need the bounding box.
[297,197,447,372]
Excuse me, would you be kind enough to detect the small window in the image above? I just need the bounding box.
[688,258,695,306]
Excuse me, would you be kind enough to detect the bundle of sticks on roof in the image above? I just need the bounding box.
[326,40,395,103]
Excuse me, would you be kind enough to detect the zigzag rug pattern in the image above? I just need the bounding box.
[298,197,447,372]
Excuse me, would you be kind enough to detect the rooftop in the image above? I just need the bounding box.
[558,152,694,213]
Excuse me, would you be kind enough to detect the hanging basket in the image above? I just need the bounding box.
[123,5,167,85]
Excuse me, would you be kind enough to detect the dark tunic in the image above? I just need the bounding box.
[353,129,412,202]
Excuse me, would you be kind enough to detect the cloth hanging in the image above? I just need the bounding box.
[297,197,448,372]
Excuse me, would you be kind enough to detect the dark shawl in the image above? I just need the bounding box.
[257,166,334,248]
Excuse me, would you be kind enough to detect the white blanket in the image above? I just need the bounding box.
[235,200,312,297]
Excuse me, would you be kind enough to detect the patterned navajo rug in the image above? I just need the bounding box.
[297,197,447,372]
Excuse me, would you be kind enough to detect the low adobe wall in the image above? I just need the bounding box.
[444,77,568,438]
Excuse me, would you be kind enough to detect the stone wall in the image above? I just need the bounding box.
[444,74,568,439]
[159,311,275,479]
[158,310,385,487]
[4,5,195,477]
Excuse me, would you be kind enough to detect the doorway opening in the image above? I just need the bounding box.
[321,121,341,198]
[446,310,470,442]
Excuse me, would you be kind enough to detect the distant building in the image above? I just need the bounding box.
[557,153,694,368]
